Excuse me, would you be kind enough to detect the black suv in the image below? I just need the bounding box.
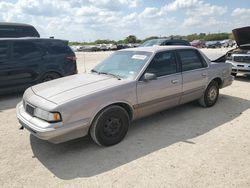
[0,22,40,38]
[0,38,77,94]
[140,38,191,47]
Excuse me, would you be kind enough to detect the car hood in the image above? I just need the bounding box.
[32,73,128,104]
[233,26,250,49]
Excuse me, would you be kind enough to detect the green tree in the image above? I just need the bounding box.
[125,35,137,44]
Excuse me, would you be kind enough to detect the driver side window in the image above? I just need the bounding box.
[145,51,177,77]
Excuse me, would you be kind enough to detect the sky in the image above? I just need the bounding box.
[0,0,249,41]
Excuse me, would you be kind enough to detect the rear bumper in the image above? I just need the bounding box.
[16,102,90,143]
[222,75,234,88]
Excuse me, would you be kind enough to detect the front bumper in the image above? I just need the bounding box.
[16,102,90,143]
[226,60,250,74]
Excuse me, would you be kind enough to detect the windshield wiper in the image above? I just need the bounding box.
[91,69,121,80]
[98,72,121,80]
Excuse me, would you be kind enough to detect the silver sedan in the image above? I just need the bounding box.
[16,46,233,146]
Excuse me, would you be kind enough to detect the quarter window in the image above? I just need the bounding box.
[47,43,72,54]
[145,51,177,77]
[178,50,205,71]
[13,42,41,58]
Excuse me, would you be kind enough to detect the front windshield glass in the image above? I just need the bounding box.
[140,39,165,47]
[92,51,152,80]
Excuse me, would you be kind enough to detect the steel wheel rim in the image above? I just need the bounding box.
[208,86,217,101]
[103,117,122,138]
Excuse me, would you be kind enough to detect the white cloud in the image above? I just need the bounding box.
[0,0,248,41]
[163,0,199,11]
[139,7,161,18]
[232,8,250,18]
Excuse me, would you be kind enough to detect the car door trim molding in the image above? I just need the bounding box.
[134,85,205,110]
[133,93,181,109]
[182,86,205,96]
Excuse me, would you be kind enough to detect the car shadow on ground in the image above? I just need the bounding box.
[0,93,23,111]
[235,74,250,83]
[30,94,250,180]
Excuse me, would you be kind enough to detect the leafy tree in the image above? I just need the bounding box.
[124,35,137,44]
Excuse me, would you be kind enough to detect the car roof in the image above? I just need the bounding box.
[0,37,67,43]
[121,45,197,53]
[0,22,34,27]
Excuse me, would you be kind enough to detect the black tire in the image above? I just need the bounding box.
[199,80,219,107]
[90,105,130,146]
[231,73,237,77]
[40,72,61,83]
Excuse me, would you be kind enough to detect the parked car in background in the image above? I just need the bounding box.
[70,45,82,52]
[96,44,108,51]
[0,38,77,94]
[128,43,140,48]
[116,44,129,50]
[106,44,117,51]
[222,26,250,77]
[206,41,222,48]
[0,22,40,38]
[191,40,206,48]
[140,38,191,47]
[220,39,234,48]
[17,46,233,146]
[78,45,99,52]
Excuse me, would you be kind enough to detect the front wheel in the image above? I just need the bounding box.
[199,81,219,107]
[90,105,130,146]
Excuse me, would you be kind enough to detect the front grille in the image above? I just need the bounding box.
[234,56,250,63]
[25,104,35,116]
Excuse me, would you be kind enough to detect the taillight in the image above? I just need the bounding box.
[66,56,77,61]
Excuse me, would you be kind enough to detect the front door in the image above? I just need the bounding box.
[136,50,182,118]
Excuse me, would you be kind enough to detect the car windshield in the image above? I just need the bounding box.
[92,51,152,80]
[140,39,165,47]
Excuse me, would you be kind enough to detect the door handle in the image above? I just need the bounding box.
[171,79,179,84]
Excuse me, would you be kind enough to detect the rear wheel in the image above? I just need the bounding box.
[90,105,130,146]
[40,72,61,83]
[199,80,219,107]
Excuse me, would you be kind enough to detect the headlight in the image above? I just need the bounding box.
[34,108,62,123]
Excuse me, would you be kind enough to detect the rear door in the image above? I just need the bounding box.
[6,40,44,88]
[176,49,209,104]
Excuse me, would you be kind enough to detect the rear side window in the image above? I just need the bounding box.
[146,51,177,77]
[47,42,72,54]
[178,50,205,71]
[0,42,8,60]
[13,41,42,58]
[0,26,40,38]
[165,40,190,46]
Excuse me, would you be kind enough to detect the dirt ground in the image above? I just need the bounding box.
[0,49,250,188]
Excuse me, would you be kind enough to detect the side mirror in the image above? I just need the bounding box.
[143,73,157,81]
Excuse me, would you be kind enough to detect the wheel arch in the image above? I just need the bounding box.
[89,101,134,128]
[209,77,223,88]
[211,77,223,88]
